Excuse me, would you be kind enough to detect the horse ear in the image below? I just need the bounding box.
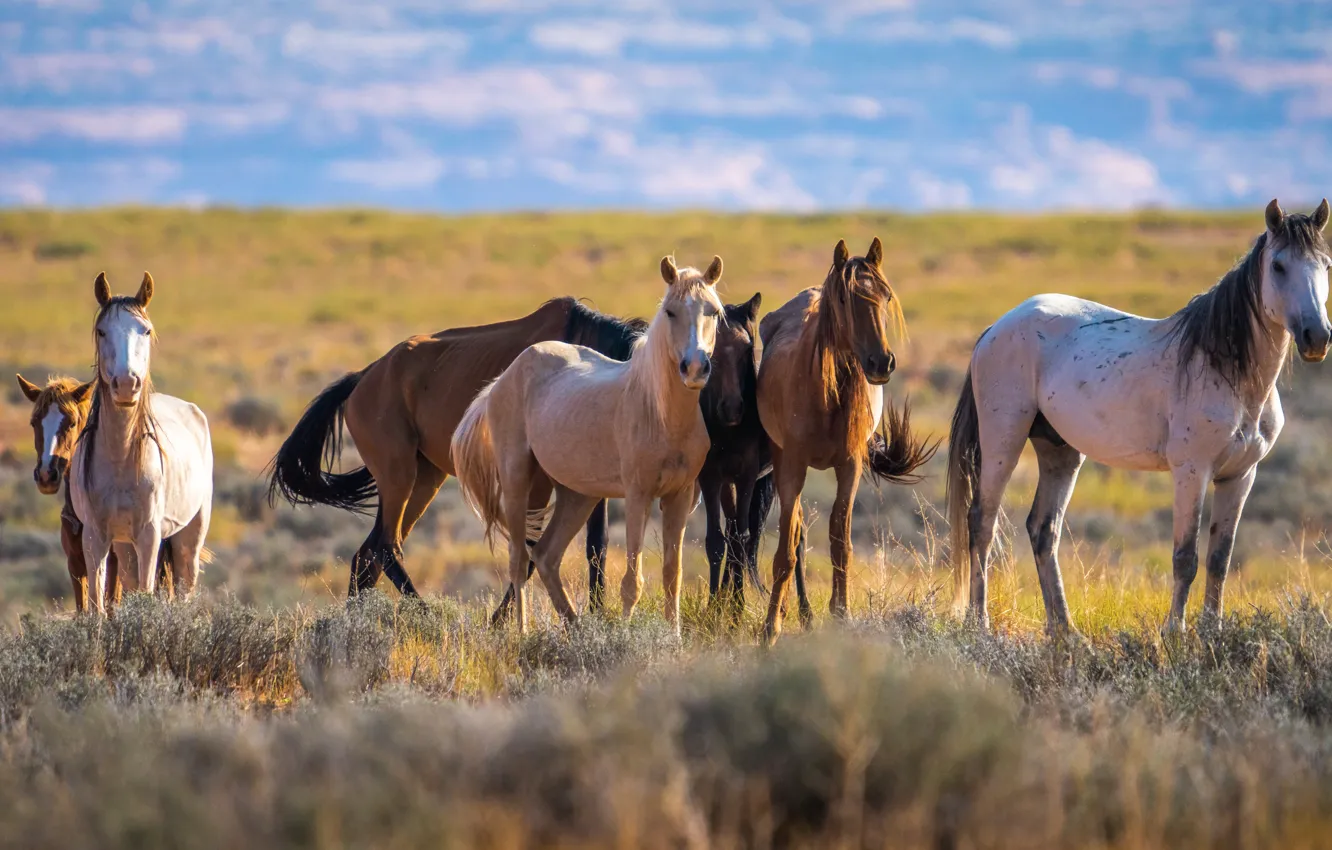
[866,237,884,269]
[1315,199,1330,231]
[73,379,96,405]
[704,255,723,285]
[833,239,850,270]
[94,271,111,307]
[136,271,154,307]
[1266,199,1285,232]
[660,256,678,286]
[15,374,41,403]
[744,292,762,322]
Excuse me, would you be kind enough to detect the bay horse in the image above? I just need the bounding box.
[267,297,644,601]
[452,256,725,635]
[17,375,173,611]
[698,295,930,617]
[70,272,213,613]
[757,238,936,643]
[947,199,1332,634]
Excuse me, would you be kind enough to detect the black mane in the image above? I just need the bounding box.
[561,299,648,362]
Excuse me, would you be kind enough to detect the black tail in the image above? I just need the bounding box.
[266,372,377,514]
[946,367,980,612]
[865,397,940,485]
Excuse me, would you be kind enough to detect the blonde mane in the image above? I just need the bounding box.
[625,266,724,434]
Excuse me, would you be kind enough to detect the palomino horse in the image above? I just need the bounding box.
[268,298,644,601]
[452,256,725,635]
[70,272,213,612]
[947,199,1332,634]
[757,238,935,643]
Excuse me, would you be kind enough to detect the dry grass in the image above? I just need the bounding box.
[3,208,1332,846]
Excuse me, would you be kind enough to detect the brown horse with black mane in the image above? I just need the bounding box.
[268,297,645,598]
[757,237,937,642]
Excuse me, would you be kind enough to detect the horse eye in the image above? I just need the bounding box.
[96,329,105,338]
[665,309,677,319]
[1273,260,1286,275]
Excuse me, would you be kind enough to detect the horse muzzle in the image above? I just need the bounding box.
[862,351,896,385]
[34,465,61,495]
[679,355,712,391]
[110,375,144,406]
[1298,323,1331,363]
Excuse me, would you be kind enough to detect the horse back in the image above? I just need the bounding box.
[348,300,571,471]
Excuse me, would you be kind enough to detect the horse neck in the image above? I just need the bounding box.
[91,382,151,469]
[799,294,875,454]
[1246,312,1291,404]
[627,314,700,435]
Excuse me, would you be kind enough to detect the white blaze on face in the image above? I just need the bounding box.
[99,307,152,402]
[39,406,64,469]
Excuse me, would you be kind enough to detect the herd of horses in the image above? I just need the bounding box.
[15,199,1332,642]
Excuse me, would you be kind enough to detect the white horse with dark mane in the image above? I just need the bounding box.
[948,199,1332,634]
[70,272,213,613]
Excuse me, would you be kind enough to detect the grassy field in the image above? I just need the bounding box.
[2,208,1332,847]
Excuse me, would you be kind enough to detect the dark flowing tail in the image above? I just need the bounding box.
[266,372,376,514]
[945,368,980,613]
[865,397,940,485]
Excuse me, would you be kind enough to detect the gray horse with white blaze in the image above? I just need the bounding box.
[948,199,1332,635]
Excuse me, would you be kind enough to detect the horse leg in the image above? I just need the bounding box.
[724,476,756,613]
[620,491,652,620]
[61,512,87,612]
[969,422,1030,629]
[1027,438,1085,637]
[699,469,726,598]
[530,486,598,624]
[829,457,862,619]
[133,523,164,596]
[745,472,774,595]
[1165,462,1208,632]
[1202,467,1255,626]
[792,520,812,628]
[661,487,694,636]
[106,548,121,608]
[763,447,808,644]
[355,428,420,597]
[170,503,210,598]
[400,456,447,540]
[492,474,553,626]
[349,505,384,596]
[585,500,609,612]
[81,527,112,616]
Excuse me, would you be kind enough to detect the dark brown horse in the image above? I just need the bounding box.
[756,238,937,642]
[16,374,172,610]
[267,298,645,598]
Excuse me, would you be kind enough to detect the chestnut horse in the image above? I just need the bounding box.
[453,256,724,635]
[758,238,936,643]
[268,297,644,599]
[17,374,172,611]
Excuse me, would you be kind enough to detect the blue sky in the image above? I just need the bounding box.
[2,0,1331,211]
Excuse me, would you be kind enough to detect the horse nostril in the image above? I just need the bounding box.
[679,359,689,376]
[886,352,896,373]
[1304,328,1314,349]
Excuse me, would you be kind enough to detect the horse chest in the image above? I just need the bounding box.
[1214,415,1275,480]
